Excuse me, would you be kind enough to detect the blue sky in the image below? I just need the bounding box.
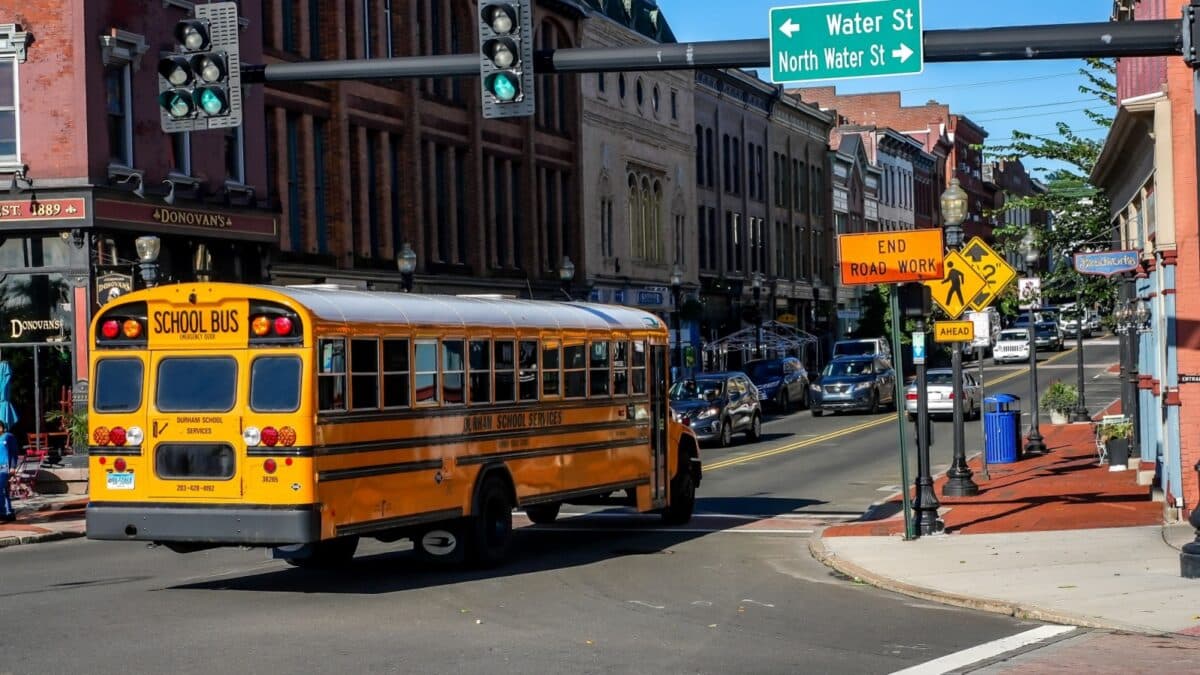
[656,0,1114,176]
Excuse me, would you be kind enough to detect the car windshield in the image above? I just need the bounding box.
[999,330,1027,341]
[746,361,783,381]
[926,372,955,386]
[834,342,875,356]
[1036,325,1056,337]
[670,378,724,402]
[823,360,873,377]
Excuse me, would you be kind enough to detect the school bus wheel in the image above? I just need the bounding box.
[467,475,515,567]
[661,465,696,525]
[285,536,359,570]
[524,502,561,525]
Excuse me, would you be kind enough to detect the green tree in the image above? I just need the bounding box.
[987,58,1118,314]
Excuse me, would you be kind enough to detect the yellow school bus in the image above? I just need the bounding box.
[86,282,700,567]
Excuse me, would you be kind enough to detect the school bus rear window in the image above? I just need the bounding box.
[94,358,143,413]
[250,356,301,413]
[156,357,237,413]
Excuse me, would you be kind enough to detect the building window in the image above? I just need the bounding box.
[170,132,191,176]
[284,115,302,251]
[635,78,644,108]
[651,85,660,115]
[628,171,664,263]
[670,90,678,120]
[362,0,374,58]
[695,125,704,184]
[597,72,606,94]
[0,55,18,166]
[314,118,330,255]
[722,135,730,193]
[281,1,297,52]
[105,66,132,167]
[601,195,614,258]
[383,0,394,57]
[619,73,626,99]
[424,142,470,266]
[697,206,707,271]
[674,210,685,267]
[731,137,741,195]
[224,125,245,184]
[308,0,322,59]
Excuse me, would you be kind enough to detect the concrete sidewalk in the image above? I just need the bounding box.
[0,493,87,548]
[810,414,1200,635]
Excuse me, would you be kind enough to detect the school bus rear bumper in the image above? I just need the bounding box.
[86,502,321,545]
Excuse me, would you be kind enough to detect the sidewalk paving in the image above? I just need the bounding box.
[812,417,1200,635]
[0,493,88,549]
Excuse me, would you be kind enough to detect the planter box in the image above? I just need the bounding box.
[1049,410,1069,425]
[1107,438,1130,470]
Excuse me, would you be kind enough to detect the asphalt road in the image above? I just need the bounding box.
[0,339,1119,675]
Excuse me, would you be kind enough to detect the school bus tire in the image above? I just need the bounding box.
[467,474,515,568]
[285,536,359,569]
[524,502,561,524]
[661,465,696,525]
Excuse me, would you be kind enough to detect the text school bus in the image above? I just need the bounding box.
[86,283,701,567]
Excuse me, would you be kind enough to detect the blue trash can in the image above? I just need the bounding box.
[984,394,1019,464]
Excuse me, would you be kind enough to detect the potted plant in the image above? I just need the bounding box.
[1100,420,1133,471]
[1039,381,1079,425]
[45,408,88,454]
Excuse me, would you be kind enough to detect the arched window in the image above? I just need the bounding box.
[619,74,627,100]
[537,20,572,133]
[628,173,641,259]
[636,78,644,108]
[641,176,652,261]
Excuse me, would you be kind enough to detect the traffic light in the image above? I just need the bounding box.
[478,1,535,119]
[899,283,932,318]
[157,2,243,132]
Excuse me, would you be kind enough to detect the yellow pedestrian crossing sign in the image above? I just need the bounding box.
[924,250,987,320]
[960,237,1018,311]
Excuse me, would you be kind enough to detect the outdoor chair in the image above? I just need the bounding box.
[1093,414,1127,465]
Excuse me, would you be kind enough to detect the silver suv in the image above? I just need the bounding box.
[669,372,763,447]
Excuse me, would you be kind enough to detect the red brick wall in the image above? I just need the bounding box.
[1116,0,1168,101]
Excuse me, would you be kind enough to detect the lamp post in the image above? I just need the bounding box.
[670,263,684,377]
[1132,297,1150,460]
[940,179,978,497]
[1070,270,1091,423]
[1021,233,1047,455]
[135,235,161,288]
[559,256,575,300]
[751,272,763,358]
[397,242,417,292]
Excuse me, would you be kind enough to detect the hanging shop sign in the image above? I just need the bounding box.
[96,272,134,306]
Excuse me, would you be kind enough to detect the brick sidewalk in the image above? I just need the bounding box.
[825,422,1161,537]
[0,495,88,547]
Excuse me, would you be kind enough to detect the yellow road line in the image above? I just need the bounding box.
[705,347,1080,473]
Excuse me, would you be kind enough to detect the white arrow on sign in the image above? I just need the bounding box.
[779,18,800,38]
[891,43,914,63]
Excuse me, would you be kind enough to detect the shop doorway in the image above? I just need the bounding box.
[0,343,74,455]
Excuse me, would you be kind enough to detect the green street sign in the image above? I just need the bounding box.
[770,0,923,84]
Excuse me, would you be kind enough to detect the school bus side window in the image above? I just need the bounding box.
[589,341,610,397]
[318,339,347,411]
[414,340,438,404]
[382,338,410,408]
[519,340,539,401]
[351,338,380,411]
[612,341,629,396]
[631,340,647,395]
[494,340,516,403]
[564,343,586,398]
[443,340,465,405]
[469,339,491,404]
[250,356,302,412]
[542,342,561,397]
[94,358,143,413]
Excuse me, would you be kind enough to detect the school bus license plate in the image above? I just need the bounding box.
[106,472,135,490]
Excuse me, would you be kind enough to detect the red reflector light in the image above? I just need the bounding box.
[98,457,107,465]
[122,320,142,339]
[273,316,293,336]
[948,393,956,400]
[252,315,271,336]
[285,457,293,466]
[93,427,110,446]
[114,458,127,472]
[101,320,120,339]
[261,426,279,447]
[263,458,277,474]
[278,426,296,447]
[109,426,127,446]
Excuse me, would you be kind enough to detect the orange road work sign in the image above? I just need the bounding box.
[837,229,944,286]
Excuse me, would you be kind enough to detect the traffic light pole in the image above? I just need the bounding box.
[241,20,1186,84]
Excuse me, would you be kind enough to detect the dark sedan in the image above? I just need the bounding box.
[808,356,897,417]
[744,357,810,412]
[669,372,763,447]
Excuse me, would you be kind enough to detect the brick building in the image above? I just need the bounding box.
[0,2,272,441]
[827,130,879,337]
[1092,0,1197,521]
[788,88,989,238]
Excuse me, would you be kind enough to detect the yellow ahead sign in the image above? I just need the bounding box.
[934,321,975,343]
[960,237,1018,311]
[837,229,944,286]
[924,250,987,319]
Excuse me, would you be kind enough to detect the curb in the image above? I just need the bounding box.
[807,532,1169,636]
[0,529,86,550]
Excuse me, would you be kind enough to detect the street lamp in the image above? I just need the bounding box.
[397,242,417,292]
[940,179,978,497]
[135,235,162,288]
[1021,233,1047,455]
[559,256,575,300]
[751,272,763,358]
[1070,265,1091,423]
[670,263,684,377]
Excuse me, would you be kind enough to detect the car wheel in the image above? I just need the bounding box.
[746,412,762,442]
[811,407,823,418]
[800,387,810,410]
[718,419,733,447]
[779,389,790,413]
[868,391,879,415]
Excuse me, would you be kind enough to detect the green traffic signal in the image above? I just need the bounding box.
[487,73,518,102]
[195,87,229,116]
[159,90,195,119]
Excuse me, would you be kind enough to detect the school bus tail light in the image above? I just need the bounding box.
[263,458,277,474]
[109,426,128,446]
[122,320,143,339]
[93,426,111,446]
[273,316,293,336]
[278,426,296,447]
[101,320,121,339]
[261,426,279,447]
[113,458,127,472]
[251,315,271,337]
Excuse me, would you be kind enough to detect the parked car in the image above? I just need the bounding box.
[808,356,897,417]
[832,337,892,362]
[992,328,1032,365]
[1060,305,1094,339]
[1034,321,1064,351]
[904,369,983,421]
[1087,313,1103,334]
[669,372,763,447]
[744,357,810,412]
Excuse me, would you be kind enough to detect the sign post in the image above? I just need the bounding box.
[770,0,924,84]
